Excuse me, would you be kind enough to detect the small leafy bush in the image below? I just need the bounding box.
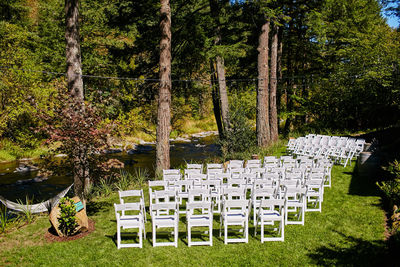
[219,100,256,158]
[58,197,78,236]
[377,160,400,206]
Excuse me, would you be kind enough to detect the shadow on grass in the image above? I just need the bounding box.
[347,169,380,197]
[307,231,390,266]
[86,200,113,216]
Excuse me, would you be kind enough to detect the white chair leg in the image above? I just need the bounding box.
[188,224,191,247]
[174,224,178,248]
[139,227,143,248]
[261,222,264,243]
[152,223,156,247]
[210,223,213,246]
[117,225,121,249]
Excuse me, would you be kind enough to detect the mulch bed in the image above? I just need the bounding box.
[44,219,95,242]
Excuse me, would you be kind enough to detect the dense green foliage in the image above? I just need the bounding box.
[0,0,399,155]
[58,197,78,236]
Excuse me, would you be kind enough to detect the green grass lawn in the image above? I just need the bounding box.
[0,162,387,266]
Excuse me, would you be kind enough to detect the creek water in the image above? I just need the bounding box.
[0,135,220,202]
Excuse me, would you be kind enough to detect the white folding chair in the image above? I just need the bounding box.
[220,199,250,244]
[151,202,179,247]
[119,189,147,223]
[167,180,193,213]
[148,181,168,213]
[114,203,146,249]
[251,187,278,226]
[186,201,213,247]
[255,198,286,242]
[283,187,307,225]
[201,180,222,213]
[305,178,324,212]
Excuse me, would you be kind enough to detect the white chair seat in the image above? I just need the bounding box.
[188,215,212,226]
[120,215,142,229]
[153,216,177,227]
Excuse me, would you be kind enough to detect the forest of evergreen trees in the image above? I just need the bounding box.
[1,0,399,150]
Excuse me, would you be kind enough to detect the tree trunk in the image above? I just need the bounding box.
[269,23,279,142]
[65,0,86,200]
[210,60,224,138]
[277,25,283,133]
[209,0,229,137]
[65,0,83,102]
[216,54,229,133]
[156,0,172,172]
[256,19,271,147]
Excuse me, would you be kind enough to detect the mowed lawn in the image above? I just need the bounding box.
[0,163,387,266]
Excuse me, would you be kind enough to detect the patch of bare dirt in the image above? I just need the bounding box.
[44,219,95,242]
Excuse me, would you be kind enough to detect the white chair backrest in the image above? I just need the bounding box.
[252,187,277,200]
[163,169,181,175]
[240,172,258,184]
[201,179,222,193]
[227,178,247,189]
[223,199,249,214]
[187,173,207,180]
[230,168,245,178]
[281,179,301,189]
[168,179,193,194]
[149,180,168,188]
[222,187,247,201]
[184,168,202,178]
[228,160,244,170]
[187,163,203,170]
[118,190,145,217]
[207,163,223,170]
[246,159,261,169]
[261,172,280,181]
[119,189,143,201]
[151,202,178,216]
[285,172,303,181]
[259,198,285,210]
[249,167,266,175]
[163,174,181,181]
[154,189,178,204]
[206,168,224,179]
[188,188,211,202]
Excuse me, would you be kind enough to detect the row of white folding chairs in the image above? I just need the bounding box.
[288,135,365,155]
[149,187,283,246]
[151,175,325,218]
[287,136,365,167]
[183,157,330,174]
[164,164,332,188]
[289,134,365,152]
[293,144,356,167]
[149,180,323,246]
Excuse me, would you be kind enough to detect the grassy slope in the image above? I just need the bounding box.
[0,163,386,266]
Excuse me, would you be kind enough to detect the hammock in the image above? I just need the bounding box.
[0,184,73,214]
